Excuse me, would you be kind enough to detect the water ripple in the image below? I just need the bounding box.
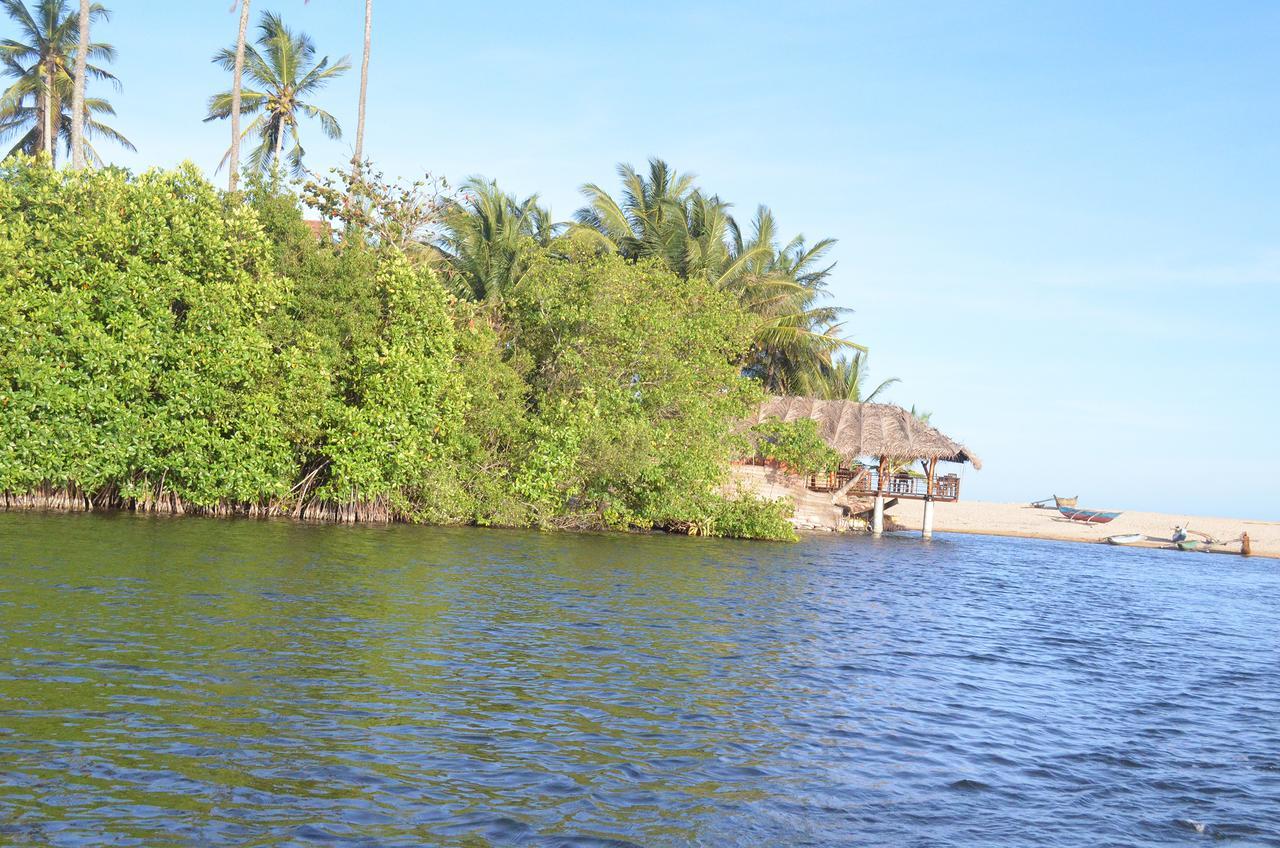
[1,514,1279,846]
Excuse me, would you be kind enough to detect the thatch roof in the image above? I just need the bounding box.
[742,396,982,469]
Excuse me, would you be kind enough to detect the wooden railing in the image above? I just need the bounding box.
[741,458,961,501]
[850,469,960,501]
[805,468,862,492]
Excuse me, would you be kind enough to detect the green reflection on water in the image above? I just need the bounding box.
[1,512,807,846]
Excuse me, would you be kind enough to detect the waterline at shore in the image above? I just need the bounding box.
[889,499,1279,558]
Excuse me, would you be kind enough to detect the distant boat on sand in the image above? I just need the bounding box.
[1058,505,1121,524]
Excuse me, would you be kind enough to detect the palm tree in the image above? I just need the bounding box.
[227,0,251,192]
[792,352,898,402]
[351,0,370,171]
[576,158,697,265]
[728,213,864,392]
[0,0,131,164]
[205,10,350,178]
[440,177,561,301]
[574,160,864,393]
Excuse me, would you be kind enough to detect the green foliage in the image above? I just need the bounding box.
[688,491,797,542]
[500,241,763,532]
[570,158,862,393]
[665,486,798,541]
[749,417,842,474]
[0,157,293,504]
[438,177,560,301]
[790,351,899,402]
[0,158,792,540]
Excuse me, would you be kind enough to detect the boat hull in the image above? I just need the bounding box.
[1058,506,1121,524]
[1107,534,1145,545]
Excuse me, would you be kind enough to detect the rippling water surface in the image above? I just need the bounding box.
[1,512,1278,846]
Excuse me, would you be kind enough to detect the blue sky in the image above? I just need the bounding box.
[21,0,1280,518]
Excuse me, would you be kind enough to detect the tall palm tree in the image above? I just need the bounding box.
[227,0,251,192]
[0,0,131,164]
[351,0,370,171]
[67,0,85,167]
[205,10,349,178]
[440,177,561,301]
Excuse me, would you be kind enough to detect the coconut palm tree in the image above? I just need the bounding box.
[729,216,864,393]
[0,0,131,164]
[440,177,562,300]
[574,160,864,393]
[227,0,251,192]
[576,158,697,266]
[205,10,349,178]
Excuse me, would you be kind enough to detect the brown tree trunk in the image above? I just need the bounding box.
[70,0,89,168]
[229,0,251,192]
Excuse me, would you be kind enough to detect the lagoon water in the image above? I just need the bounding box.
[1,512,1278,847]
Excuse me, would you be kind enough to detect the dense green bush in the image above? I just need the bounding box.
[0,160,296,506]
[501,237,764,531]
[0,159,794,539]
[676,490,797,542]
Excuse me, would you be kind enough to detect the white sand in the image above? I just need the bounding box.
[887,499,1279,558]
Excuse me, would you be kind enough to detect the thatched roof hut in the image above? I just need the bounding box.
[742,396,981,469]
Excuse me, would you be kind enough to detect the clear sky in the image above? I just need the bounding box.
[22,0,1280,518]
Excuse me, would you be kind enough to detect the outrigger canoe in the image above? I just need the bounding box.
[1058,506,1121,524]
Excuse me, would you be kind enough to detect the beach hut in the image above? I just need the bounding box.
[738,397,982,537]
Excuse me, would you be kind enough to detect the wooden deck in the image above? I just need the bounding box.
[807,467,961,502]
[736,459,962,502]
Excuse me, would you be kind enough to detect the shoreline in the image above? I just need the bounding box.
[5,495,1276,558]
[888,499,1279,559]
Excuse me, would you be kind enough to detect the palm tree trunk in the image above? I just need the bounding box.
[70,0,89,169]
[352,0,372,172]
[273,118,285,172]
[43,56,54,158]
[229,0,252,192]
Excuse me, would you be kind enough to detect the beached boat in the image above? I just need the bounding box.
[1030,495,1078,509]
[1107,533,1145,545]
[1176,540,1204,552]
[1058,506,1121,524]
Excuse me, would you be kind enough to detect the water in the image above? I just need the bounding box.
[1,513,1278,847]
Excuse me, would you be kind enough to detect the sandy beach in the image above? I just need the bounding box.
[887,499,1279,558]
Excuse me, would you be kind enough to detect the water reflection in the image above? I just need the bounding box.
[2,513,1278,846]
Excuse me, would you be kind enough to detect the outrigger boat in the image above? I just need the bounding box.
[1058,505,1121,524]
[1030,495,1078,509]
[1107,533,1145,545]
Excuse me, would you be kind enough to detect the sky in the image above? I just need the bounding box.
[11,0,1279,518]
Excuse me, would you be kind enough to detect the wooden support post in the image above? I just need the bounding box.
[922,459,936,539]
[1242,532,1251,557]
[873,456,887,536]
